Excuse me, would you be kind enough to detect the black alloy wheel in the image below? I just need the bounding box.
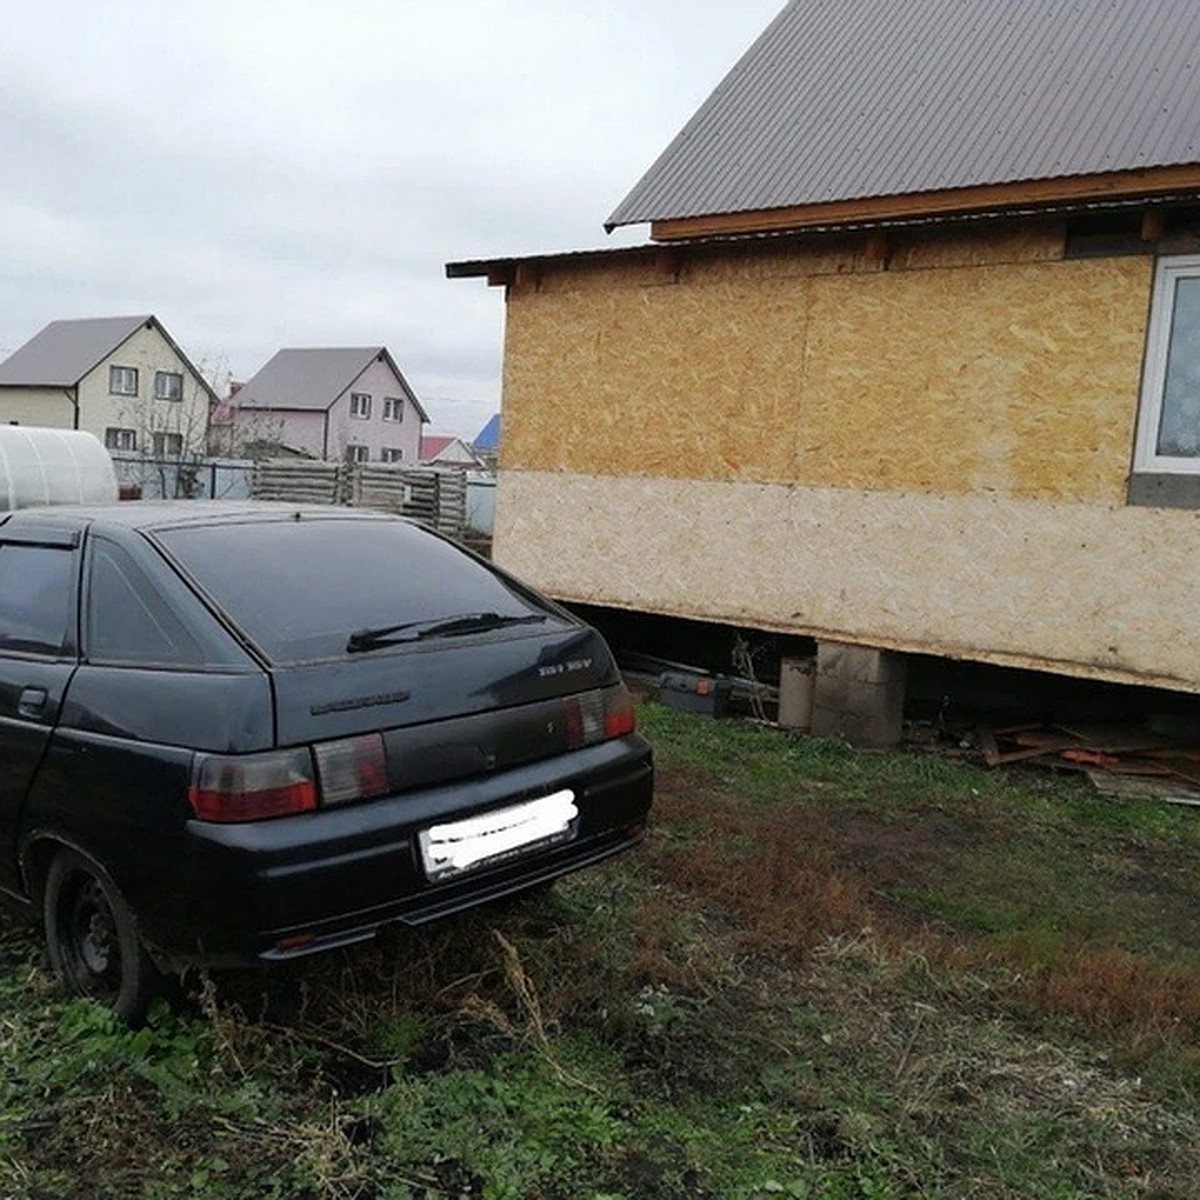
[43,848,164,1025]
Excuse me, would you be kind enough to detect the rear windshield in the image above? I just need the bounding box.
[154,517,558,663]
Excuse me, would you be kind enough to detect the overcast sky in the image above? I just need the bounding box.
[0,1,783,438]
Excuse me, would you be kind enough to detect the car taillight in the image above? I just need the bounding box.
[313,733,388,805]
[565,684,637,749]
[189,748,317,822]
[605,688,637,738]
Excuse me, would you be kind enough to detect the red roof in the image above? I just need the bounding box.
[419,435,456,460]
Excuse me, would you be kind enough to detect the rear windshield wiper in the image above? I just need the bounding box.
[346,611,548,653]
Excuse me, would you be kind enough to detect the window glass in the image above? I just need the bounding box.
[109,366,138,396]
[86,538,209,666]
[155,371,183,400]
[1157,277,1200,458]
[0,544,74,655]
[156,518,557,663]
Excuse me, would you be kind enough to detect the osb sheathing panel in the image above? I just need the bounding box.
[890,226,1064,271]
[495,471,1200,691]
[503,276,809,482]
[501,243,1151,503]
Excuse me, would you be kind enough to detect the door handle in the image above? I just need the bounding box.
[18,687,47,718]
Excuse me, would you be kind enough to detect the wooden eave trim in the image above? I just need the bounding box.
[649,164,1200,241]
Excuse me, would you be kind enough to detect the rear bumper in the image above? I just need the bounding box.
[139,735,652,967]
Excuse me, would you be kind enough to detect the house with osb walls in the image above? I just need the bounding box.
[450,0,1200,745]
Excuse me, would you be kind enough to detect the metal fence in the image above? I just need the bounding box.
[110,453,255,500]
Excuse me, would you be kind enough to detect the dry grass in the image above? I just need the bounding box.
[646,787,877,956]
[641,726,1200,1063]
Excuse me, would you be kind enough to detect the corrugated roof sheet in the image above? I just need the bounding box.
[0,315,152,387]
[608,0,1200,228]
[234,347,430,422]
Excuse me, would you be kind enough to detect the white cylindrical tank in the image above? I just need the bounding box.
[0,427,118,511]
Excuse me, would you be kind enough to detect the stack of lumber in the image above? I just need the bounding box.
[977,722,1200,805]
[350,465,467,538]
[432,469,466,537]
[351,465,413,513]
[251,460,344,504]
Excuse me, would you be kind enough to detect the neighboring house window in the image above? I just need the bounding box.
[109,366,138,396]
[381,447,404,462]
[350,393,372,419]
[104,428,137,451]
[383,397,404,422]
[152,432,183,457]
[345,443,369,463]
[155,370,183,401]
[1135,254,1200,474]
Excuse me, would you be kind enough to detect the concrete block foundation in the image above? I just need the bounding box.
[811,642,907,747]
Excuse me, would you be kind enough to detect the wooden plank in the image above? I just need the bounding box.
[648,163,1200,241]
[1085,770,1200,806]
[986,744,1068,766]
[1054,723,1168,754]
[1151,756,1200,787]
[977,724,1001,766]
[864,232,890,265]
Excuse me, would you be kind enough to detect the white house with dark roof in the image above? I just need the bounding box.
[0,315,216,457]
[224,347,428,462]
[451,0,1200,744]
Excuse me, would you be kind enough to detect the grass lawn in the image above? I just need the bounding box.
[3,702,1200,1198]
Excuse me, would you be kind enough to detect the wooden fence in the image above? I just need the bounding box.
[251,461,470,538]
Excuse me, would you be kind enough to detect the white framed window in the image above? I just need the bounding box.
[152,431,183,456]
[380,447,404,462]
[345,443,369,463]
[154,370,183,401]
[382,397,404,422]
[109,366,138,396]
[1135,254,1200,474]
[104,427,137,451]
[349,392,372,420]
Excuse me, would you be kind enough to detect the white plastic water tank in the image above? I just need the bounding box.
[0,427,118,512]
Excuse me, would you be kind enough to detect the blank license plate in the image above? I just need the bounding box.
[418,789,578,881]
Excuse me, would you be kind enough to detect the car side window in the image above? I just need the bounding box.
[86,537,207,667]
[0,543,74,656]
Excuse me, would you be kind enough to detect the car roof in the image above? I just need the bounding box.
[0,500,405,534]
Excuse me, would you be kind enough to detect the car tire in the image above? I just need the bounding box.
[43,848,164,1026]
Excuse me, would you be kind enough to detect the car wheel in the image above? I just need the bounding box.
[43,848,164,1025]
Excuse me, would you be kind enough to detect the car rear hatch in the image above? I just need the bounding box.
[271,621,623,788]
[150,511,632,794]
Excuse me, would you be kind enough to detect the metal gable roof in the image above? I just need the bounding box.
[607,0,1200,229]
[473,413,501,451]
[233,347,430,422]
[0,315,152,387]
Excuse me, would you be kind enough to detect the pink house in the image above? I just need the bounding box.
[226,347,428,462]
